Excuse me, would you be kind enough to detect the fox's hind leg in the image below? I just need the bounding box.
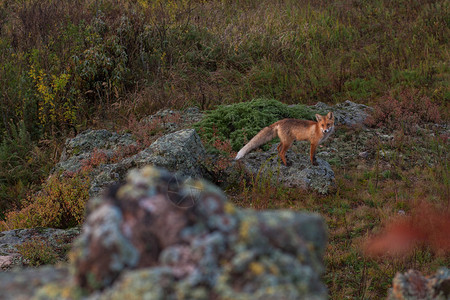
[279,141,293,166]
[277,143,282,152]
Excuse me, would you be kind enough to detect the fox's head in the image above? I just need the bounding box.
[315,112,334,134]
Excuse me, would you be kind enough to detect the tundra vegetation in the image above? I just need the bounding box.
[0,0,448,298]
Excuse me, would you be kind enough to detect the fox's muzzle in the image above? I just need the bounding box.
[322,126,334,134]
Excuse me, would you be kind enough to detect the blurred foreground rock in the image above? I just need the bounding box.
[0,266,70,300]
[387,268,450,300]
[0,166,328,299]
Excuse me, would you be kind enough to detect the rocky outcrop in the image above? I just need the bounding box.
[54,101,373,196]
[56,128,207,197]
[57,107,204,175]
[388,268,450,300]
[129,128,206,178]
[0,166,328,299]
[231,100,373,193]
[88,129,207,196]
[237,144,336,194]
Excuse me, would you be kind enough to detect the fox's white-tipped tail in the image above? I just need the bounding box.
[235,148,247,160]
[234,126,278,161]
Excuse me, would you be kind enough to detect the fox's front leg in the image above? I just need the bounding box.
[310,142,318,166]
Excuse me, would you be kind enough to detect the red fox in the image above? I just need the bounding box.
[235,112,335,166]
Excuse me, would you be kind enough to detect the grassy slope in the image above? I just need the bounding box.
[0,0,449,298]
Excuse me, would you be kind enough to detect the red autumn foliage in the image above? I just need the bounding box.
[365,90,441,133]
[364,203,450,257]
[80,148,108,173]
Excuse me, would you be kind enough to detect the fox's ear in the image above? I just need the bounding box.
[327,111,334,119]
[315,114,323,122]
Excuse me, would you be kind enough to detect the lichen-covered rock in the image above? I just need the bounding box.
[312,100,372,127]
[130,128,206,178]
[87,128,207,196]
[237,144,336,194]
[56,107,204,175]
[387,268,450,300]
[142,107,204,132]
[23,165,327,299]
[56,129,137,173]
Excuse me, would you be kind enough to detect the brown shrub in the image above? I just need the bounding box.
[16,236,58,266]
[80,148,109,173]
[0,172,90,230]
[8,0,90,51]
[366,90,441,133]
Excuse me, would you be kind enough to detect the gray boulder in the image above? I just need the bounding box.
[75,166,328,299]
[312,100,372,126]
[131,128,206,178]
[237,144,336,194]
[142,107,204,132]
[56,129,137,174]
[0,166,328,299]
[88,129,207,196]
